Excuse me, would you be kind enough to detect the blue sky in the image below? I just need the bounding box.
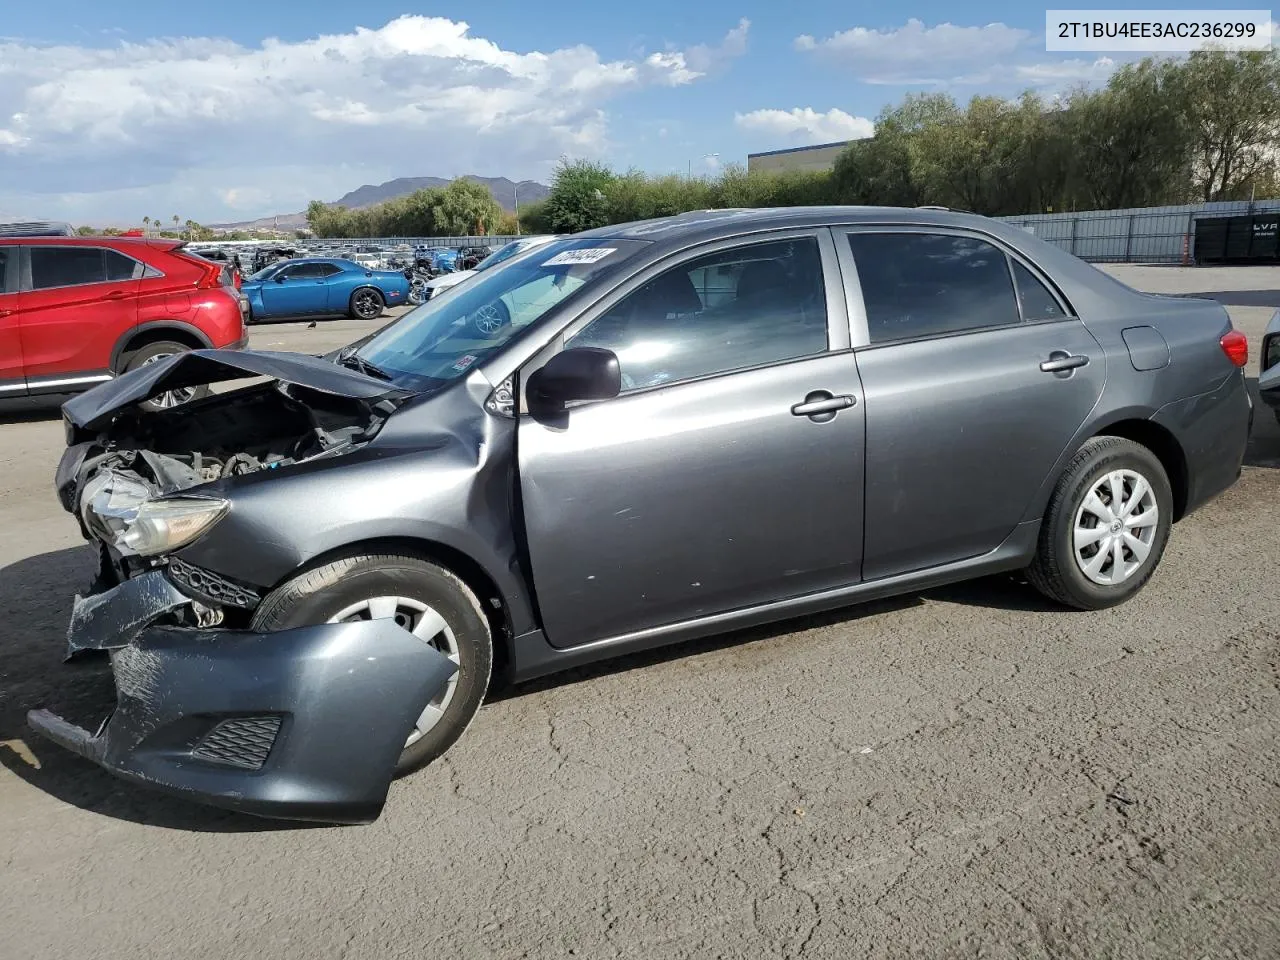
[0,1,1180,223]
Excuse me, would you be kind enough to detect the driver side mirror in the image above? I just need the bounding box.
[526,347,621,414]
[273,274,286,282]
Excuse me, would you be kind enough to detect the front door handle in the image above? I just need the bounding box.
[1040,352,1090,373]
[104,290,127,300]
[791,391,856,421]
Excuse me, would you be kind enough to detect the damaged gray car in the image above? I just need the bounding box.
[30,208,1253,823]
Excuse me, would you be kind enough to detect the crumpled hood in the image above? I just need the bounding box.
[63,348,407,431]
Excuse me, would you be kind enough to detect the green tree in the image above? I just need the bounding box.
[543,159,615,232]
[75,225,96,236]
[1181,49,1280,201]
[1065,59,1193,209]
[427,179,504,235]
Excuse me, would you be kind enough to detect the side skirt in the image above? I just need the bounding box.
[506,519,1042,685]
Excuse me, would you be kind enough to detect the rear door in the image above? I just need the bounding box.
[0,246,24,395]
[837,227,1105,581]
[16,245,141,392]
[517,231,867,648]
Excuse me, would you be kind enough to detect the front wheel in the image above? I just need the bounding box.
[250,554,492,775]
[122,341,210,412]
[349,288,385,320]
[1026,436,1173,610]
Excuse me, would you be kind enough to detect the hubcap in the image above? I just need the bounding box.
[326,596,460,747]
[472,303,505,335]
[139,352,196,408]
[1073,468,1159,585]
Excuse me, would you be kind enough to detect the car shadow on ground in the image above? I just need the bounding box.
[0,546,318,833]
[0,395,69,423]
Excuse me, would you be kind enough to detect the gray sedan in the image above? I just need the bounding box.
[33,207,1254,822]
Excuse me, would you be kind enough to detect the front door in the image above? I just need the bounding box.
[260,262,327,315]
[517,233,867,648]
[840,228,1106,581]
[0,247,23,396]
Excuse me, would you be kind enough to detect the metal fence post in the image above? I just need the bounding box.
[1124,214,1135,262]
[1069,217,1078,257]
[1183,212,1194,265]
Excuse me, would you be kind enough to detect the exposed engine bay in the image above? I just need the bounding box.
[84,381,385,490]
[58,379,401,564]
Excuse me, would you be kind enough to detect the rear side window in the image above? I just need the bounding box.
[0,248,12,293]
[29,247,141,289]
[1011,260,1066,321]
[848,233,1021,343]
[318,263,343,277]
[105,250,144,282]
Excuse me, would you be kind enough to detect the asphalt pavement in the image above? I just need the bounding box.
[1,268,1278,960]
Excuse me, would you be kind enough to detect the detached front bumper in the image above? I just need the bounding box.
[28,574,457,824]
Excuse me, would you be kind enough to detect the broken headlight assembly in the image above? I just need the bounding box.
[79,471,229,557]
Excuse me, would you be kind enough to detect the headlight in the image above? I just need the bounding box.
[81,471,228,557]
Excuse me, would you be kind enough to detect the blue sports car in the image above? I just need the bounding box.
[242,258,410,322]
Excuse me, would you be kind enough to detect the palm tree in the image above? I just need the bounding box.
[172,215,180,236]
[142,216,151,235]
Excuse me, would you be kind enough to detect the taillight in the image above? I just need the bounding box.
[1220,330,1248,367]
[169,249,225,289]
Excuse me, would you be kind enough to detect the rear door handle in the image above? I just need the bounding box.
[1040,352,1089,373]
[791,392,856,419]
[104,290,127,300]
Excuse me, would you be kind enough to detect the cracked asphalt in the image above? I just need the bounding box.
[2,267,1279,959]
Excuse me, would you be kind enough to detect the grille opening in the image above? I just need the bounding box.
[192,715,282,770]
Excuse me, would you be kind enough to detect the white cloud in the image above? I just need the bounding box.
[795,19,1032,84]
[734,107,874,146]
[686,18,750,73]
[0,15,745,222]
[1014,57,1118,85]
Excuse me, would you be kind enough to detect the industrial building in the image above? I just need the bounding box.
[746,140,853,174]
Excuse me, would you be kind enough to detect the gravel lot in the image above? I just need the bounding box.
[1,267,1278,960]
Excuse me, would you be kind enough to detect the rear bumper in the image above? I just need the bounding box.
[28,576,456,824]
[1152,370,1253,517]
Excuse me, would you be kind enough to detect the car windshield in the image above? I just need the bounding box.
[353,238,647,389]
[473,239,547,274]
[249,263,285,281]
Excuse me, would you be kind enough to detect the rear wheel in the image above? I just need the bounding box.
[122,340,209,412]
[349,288,385,320]
[250,554,492,775]
[1027,436,1173,610]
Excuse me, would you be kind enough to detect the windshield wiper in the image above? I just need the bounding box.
[336,347,395,382]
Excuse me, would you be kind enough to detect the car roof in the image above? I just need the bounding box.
[0,235,183,250]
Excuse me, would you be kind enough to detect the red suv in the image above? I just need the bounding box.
[0,236,248,410]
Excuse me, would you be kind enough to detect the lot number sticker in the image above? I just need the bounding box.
[543,247,617,266]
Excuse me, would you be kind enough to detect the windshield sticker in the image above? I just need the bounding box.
[542,247,617,266]
[451,354,478,372]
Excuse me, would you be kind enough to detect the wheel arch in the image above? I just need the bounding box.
[1087,417,1189,521]
[112,321,211,372]
[1022,407,1191,526]
[272,535,514,683]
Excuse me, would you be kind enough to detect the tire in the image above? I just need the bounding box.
[1026,436,1173,610]
[469,298,511,338]
[349,287,385,320]
[122,340,210,412]
[250,553,492,776]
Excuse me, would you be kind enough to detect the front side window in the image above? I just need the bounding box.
[285,262,326,279]
[568,237,828,392]
[848,233,1021,343]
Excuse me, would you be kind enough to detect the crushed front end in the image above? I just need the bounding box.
[29,351,453,824]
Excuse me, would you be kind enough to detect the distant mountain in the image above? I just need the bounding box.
[211,175,550,232]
